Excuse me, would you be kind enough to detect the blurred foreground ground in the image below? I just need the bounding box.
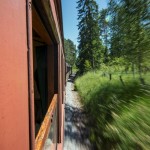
[64,74,92,150]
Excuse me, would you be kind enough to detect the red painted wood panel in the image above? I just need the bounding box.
[0,1,30,150]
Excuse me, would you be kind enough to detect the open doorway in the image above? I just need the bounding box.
[33,31,48,135]
[32,6,55,136]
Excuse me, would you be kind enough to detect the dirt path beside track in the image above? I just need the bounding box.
[64,74,92,150]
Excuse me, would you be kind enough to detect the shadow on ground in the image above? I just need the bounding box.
[64,73,92,149]
[65,104,92,149]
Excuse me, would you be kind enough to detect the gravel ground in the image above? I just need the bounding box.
[64,74,92,150]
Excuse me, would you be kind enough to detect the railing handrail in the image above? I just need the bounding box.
[35,94,57,150]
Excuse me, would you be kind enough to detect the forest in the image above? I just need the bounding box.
[64,0,150,149]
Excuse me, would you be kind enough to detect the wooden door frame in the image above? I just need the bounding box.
[27,2,61,149]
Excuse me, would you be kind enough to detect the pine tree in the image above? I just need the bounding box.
[107,0,150,76]
[64,39,76,66]
[107,0,124,58]
[99,8,109,63]
[76,0,103,74]
[120,0,150,77]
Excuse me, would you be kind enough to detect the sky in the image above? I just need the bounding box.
[62,0,108,47]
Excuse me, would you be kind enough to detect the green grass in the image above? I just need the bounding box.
[75,71,150,149]
[106,97,150,150]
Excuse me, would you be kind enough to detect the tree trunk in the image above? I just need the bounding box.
[132,63,135,78]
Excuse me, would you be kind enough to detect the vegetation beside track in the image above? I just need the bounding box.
[75,71,150,149]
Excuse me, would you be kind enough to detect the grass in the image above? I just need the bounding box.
[75,71,150,149]
[106,97,150,150]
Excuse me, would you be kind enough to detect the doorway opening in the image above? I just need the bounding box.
[33,30,48,135]
[32,5,54,136]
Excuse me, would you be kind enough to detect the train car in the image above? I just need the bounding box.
[65,63,72,83]
[0,0,65,149]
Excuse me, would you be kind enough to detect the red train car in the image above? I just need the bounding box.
[0,0,65,149]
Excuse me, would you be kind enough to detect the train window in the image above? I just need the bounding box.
[33,40,48,135]
[32,4,53,136]
[31,4,59,149]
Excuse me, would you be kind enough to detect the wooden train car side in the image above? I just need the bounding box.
[0,0,65,149]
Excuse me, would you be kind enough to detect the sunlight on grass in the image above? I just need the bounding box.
[75,71,150,149]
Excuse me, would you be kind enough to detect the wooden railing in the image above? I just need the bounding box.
[35,94,57,150]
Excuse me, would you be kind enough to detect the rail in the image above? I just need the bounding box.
[35,94,58,150]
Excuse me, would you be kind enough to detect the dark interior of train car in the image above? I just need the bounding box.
[32,4,56,136]
[33,30,48,136]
